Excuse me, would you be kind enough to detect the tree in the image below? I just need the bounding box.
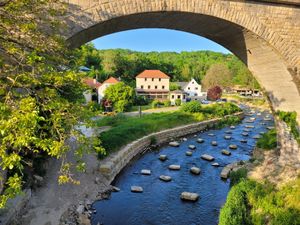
[0,0,104,207]
[201,64,233,90]
[170,82,181,91]
[104,82,134,112]
[207,86,223,101]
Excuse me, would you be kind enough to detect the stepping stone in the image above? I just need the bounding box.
[245,120,254,123]
[112,186,120,192]
[267,126,275,130]
[245,125,254,128]
[224,135,232,140]
[201,154,214,161]
[259,131,265,135]
[186,151,193,156]
[230,126,236,129]
[140,169,151,175]
[180,192,199,202]
[169,141,180,147]
[253,135,261,139]
[169,165,181,170]
[220,167,231,179]
[257,113,262,116]
[211,141,218,146]
[208,133,215,136]
[131,186,143,193]
[240,139,248,143]
[159,155,167,161]
[193,134,197,137]
[243,129,250,132]
[242,132,249,136]
[264,118,272,121]
[159,175,172,182]
[229,144,238,150]
[197,138,204,143]
[211,162,220,167]
[221,150,231,156]
[188,145,196,150]
[190,167,201,175]
[250,117,256,121]
[225,130,232,134]
[182,138,188,141]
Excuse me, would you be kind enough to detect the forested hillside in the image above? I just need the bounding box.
[76,43,260,89]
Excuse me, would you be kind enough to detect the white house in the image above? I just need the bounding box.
[176,78,206,101]
[97,77,120,103]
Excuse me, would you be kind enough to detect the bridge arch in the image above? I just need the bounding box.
[64,0,300,121]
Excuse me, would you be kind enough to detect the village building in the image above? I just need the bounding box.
[176,78,206,101]
[230,85,262,97]
[97,77,120,103]
[169,90,187,105]
[135,70,170,100]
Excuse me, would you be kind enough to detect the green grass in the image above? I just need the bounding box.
[256,129,277,150]
[277,111,300,144]
[127,104,152,112]
[219,177,300,225]
[96,103,241,156]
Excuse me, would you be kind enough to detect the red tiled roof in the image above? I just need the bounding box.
[83,78,102,89]
[103,77,120,84]
[136,70,170,79]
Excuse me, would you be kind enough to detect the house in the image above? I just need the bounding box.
[136,70,170,100]
[231,85,261,97]
[83,76,120,104]
[169,90,187,105]
[97,77,120,103]
[176,78,206,101]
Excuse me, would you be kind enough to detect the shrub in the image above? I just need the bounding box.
[229,168,248,186]
[207,86,222,101]
[175,99,181,106]
[277,111,300,144]
[133,95,149,106]
[256,129,277,150]
[151,100,161,108]
[163,100,171,107]
[180,101,202,113]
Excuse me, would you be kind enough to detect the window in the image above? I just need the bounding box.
[177,95,181,99]
[188,87,190,90]
[159,78,161,81]
[183,95,186,99]
[148,85,151,89]
[145,78,147,81]
[192,81,194,84]
[152,78,154,81]
[162,85,165,89]
[155,85,158,89]
[171,95,175,99]
[141,85,144,89]
[195,87,198,90]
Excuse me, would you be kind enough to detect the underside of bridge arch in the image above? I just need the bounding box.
[67,11,300,122]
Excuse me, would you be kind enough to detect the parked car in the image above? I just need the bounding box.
[201,100,210,104]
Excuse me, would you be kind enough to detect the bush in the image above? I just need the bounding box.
[180,101,202,113]
[277,111,300,144]
[151,100,162,108]
[207,86,222,101]
[175,99,181,106]
[133,95,149,106]
[230,168,248,186]
[163,100,171,107]
[256,129,277,150]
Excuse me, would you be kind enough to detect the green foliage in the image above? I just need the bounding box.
[229,168,248,187]
[170,82,181,91]
[256,129,277,150]
[163,100,171,107]
[220,178,300,225]
[180,101,202,113]
[175,99,182,106]
[202,64,233,90]
[151,100,162,108]
[104,82,134,112]
[277,111,300,144]
[133,95,149,106]
[0,0,101,207]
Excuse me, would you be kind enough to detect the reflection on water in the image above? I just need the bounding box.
[92,107,274,225]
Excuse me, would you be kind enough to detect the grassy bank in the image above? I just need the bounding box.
[97,102,241,156]
[219,169,300,225]
[277,111,300,144]
[256,129,277,150]
[223,94,267,108]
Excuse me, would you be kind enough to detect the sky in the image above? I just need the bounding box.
[92,28,231,54]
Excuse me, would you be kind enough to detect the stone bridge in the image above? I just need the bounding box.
[63,0,300,121]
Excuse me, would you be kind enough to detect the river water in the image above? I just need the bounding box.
[91,107,274,225]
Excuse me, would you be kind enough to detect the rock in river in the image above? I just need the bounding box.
[221,150,231,156]
[169,141,180,147]
[140,169,151,175]
[242,132,249,136]
[211,162,220,167]
[159,155,167,161]
[186,151,193,156]
[230,125,235,129]
[208,133,215,136]
[201,154,214,161]
[159,175,172,182]
[197,138,204,143]
[180,192,199,202]
[190,167,201,175]
[253,135,261,139]
[131,186,143,193]
[211,141,218,146]
[169,164,181,170]
[229,144,238,150]
[188,145,196,150]
[240,139,248,143]
[182,137,188,141]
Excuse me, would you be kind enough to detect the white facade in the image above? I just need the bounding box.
[181,78,207,100]
[97,83,110,103]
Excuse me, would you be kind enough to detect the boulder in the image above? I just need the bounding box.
[131,186,143,193]
[221,150,231,156]
[76,204,85,214]
[201,154,214,161]
[220,167,231,179]
[230,126,236,129]
[159,155,167,161]
[188,145,196,150]
[159,175,172,182]
[211,162,220,167]
[182,137,188,141]
[267,126,275,130]
[140,169,151,175]
[169,164,181,170]
[180,192,199,202]
[211,141,218,146]
[190,167,201,175]
[229,144,238,150]
[169,141,180,147]
[186,151,193,156]
[197,138,204,143]
[78,214,90,225]
[224,135,231,140]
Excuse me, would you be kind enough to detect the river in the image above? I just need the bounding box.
[91,106,274,225]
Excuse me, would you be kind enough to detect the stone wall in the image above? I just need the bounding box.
[99,113,244,183]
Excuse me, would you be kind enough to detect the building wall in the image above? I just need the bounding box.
[136,77,170,91]
[184,79,202,97]
[97,83,113,103]
[169,93,186,105]
[83,90,92,103]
